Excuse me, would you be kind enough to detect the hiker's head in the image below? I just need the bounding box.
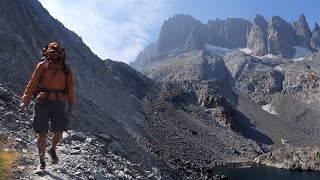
[45,42,64,61]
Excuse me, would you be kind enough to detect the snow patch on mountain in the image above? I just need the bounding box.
[262,104,278,115]
[274,66,283,71]
[239,47,253,54]
[292,46,311,61]
[204,43,235,56]
[205,44,312,62]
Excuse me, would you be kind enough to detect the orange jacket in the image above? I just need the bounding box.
[22,60,74,106]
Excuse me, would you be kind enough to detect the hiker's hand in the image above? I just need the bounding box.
[20,102,27,112]
[66,106,74,116]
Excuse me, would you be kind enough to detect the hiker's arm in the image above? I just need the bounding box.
[21,63,43,105]
[67,67,75,107]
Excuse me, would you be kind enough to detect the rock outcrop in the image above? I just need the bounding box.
[282,60,320,104]
[292,14,312,48]
[142,50,228,83]
[254,147,320,171]
[195,81,235,128]
[267,16,296,59]
[310,23,320,50]
[247,14,268,56]
[224,52,283,104]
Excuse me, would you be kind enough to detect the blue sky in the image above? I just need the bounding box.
[38,0,319,63]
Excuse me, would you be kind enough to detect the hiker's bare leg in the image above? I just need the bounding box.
[37,132,48,162]
[51,131,63,149]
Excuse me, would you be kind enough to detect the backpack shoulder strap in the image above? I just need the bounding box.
[63,62,69,94]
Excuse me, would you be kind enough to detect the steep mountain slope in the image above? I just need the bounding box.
[130,12,320,174]
[0,0,273,179]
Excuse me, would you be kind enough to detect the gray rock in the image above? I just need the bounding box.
[0,86,13,101]
[71,132,87,142]
[267,16,296,58]
[254,147,320,171]
[155,14,206,58]
[311,23,320,50]
[94,133,112,142]
[292,14,312,49]
[142,50,228,83]
[224,52,283,104]
[247,14,268,56]
[131,164,145,173]
[207,18,252,48]
[281,60,320,104]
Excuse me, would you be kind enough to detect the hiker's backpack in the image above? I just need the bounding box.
[33,43,69,99]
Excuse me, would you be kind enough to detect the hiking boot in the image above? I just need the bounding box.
[34,161,46,175]
[48,148,59,164]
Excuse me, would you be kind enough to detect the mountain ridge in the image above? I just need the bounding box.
[131,13,319,70]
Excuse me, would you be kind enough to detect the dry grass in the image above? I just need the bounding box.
[0,150,17,180]
[0,134,17,180]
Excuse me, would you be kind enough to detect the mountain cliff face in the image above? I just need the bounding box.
[292,14,312,49]
[131,11,320,175]
[267,16,296,59]
[247,14,268,56]
[156,14,206,58]
[131,14,317,70]
[311,23,320,50]
[207,18,251,48]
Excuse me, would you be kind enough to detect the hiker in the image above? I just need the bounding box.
[20,42,74,175]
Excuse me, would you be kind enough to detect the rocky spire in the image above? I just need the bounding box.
[292,14,312,48]
[156,14,206,57]
[267,16,296,58]
[311,23,320,50]
[247,14,268,55]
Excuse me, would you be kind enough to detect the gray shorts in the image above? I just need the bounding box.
[33,99,69,132]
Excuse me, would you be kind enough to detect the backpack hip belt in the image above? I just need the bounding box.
[39,87,67,101]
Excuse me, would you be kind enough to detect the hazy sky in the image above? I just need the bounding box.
[38,0,319,64]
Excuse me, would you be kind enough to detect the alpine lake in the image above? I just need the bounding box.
[212,163,320,180]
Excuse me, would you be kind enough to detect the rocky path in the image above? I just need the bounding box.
[7,128,162,180]
[0,86,161,180]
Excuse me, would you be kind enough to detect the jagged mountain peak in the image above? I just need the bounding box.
[311,22,320,50]
[247,14,268,55]
[156,14,206,58]
[132,13,320,70]
[292,13,312,48]
[267,16,296,58]
[299,13,307,21]
[314,22,320,31]
[269,16,288,26]
[254,14,267,23]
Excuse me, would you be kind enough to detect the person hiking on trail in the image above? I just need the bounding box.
[20,42,75,175]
